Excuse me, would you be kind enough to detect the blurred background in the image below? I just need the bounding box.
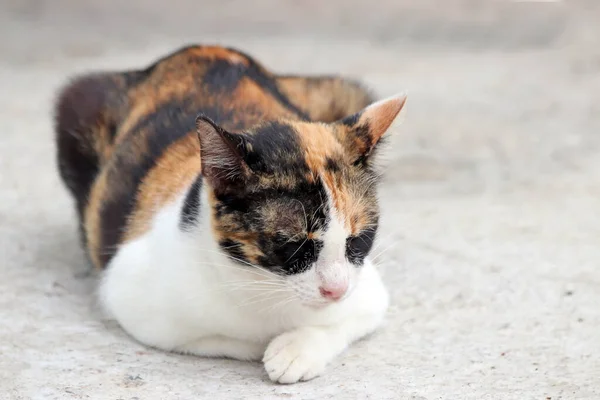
[2,0,599,194]
[1,1,600,399]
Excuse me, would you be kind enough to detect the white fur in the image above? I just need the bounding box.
[100,181,389,384]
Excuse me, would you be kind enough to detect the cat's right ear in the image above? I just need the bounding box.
[195,115,253,193]
[337,94,406,174]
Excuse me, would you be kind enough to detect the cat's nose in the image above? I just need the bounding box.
[319,282,348,301]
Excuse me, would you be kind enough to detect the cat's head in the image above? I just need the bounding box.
[196,94,406,308]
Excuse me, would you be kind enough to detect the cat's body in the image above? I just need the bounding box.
[55,45,405,383]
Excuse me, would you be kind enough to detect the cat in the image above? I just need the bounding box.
[55,45,406,384]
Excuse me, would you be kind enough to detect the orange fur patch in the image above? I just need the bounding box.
[124,133,201,242]
[359,95,406,143]
[231,78,299,123]
[84,169,110,269]
[276,76,373,122]
[188,46,250,66]
[293,121,373,234]
[294,122,343,171]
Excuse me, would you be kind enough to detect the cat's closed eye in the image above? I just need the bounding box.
[345,228,376,265]
[273,235,324,274]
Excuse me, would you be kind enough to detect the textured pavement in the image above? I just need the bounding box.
[1,1,599,399]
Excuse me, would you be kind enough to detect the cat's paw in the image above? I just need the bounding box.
[263,327,333,384]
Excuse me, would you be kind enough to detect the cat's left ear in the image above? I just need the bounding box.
[195,115,253,193]
[337,93,406,172]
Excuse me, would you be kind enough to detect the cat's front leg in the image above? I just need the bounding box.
[263,269,389,384]
[263,310,385,383]
[263,326,339,383]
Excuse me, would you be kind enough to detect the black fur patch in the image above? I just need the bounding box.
[55,74,128,251]
[180,174,203,230]
[56,131,100,220]
[214,192,252,217]
[346,225,377,265]
[324,157,341,172]
[203,60,246,93]
[267,236,324,275]
[149,45,310,121]
[340,111,361,127]
[214,181,330,275]
[245,121,308,175]
[55,76,106,219]
[219,239,249,263]
[351,123,373,167]
[353,123,371,145]
[99,99,196,266]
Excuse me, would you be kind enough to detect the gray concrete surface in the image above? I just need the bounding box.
[1,1,599,399]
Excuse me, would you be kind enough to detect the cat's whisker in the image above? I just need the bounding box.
[219,279,287,287]
[192,261,279,280]
[216,282,288,291]
[232,289,290,299]
[215,280,290,294]
[210,285,281,295]
[282,233,304,246]
[259,293,298,314]
[284,236,308,264]
[369,231,397,252]
[261,297,296,314]
[370,239,402,262]
[292,198,308,232]
[309,201,326,231]
[219,288,289,294]
[189,254,283,279]
[223,255,284,277]
[240,288,284,301]
[222,267,284,282]
[234,290,290,308]
[211,283,285,294]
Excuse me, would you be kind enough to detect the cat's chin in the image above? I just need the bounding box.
[301,299,342,310]
[297,300,327,310]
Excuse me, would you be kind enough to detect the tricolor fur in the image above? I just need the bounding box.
[55,45,406,383]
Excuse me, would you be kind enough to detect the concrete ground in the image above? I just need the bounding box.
[1,1,599,399]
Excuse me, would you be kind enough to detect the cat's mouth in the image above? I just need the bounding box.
[302,296,348,310]
[305,302,329,310]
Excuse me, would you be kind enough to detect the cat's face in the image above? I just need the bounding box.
[197,95,406,307]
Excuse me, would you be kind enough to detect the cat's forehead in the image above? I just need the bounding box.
[246,120,375,235]
[259,189,327,234]
[246,120,345,175]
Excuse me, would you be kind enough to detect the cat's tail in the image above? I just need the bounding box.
[54,72,133,219]
[275,75,375,123]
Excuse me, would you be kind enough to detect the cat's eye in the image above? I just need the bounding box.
[345,228,376,265]
[274,236,323,274]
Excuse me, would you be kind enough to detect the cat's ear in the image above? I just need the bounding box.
[338,93,406,172]
[195,115,253,193]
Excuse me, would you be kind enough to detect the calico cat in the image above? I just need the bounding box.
[55,45,406,384]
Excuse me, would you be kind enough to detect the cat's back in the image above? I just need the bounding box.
[56,45,307,269]
[113,45,305,140]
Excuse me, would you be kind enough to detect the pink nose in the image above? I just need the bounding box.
[319,283,348,301]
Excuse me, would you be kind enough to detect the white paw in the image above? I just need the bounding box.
[263,327,333,384]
